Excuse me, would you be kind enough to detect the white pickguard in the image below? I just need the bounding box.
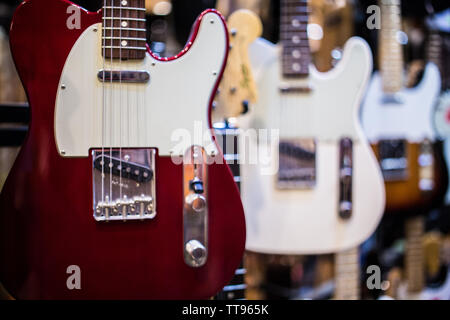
[239,37,385,254]
[361,63,441,143]
[55,12,227,157]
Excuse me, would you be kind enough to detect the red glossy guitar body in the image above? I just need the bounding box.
[0,0,246,299]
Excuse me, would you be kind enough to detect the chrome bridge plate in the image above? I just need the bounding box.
[277,138,316,189]
[92,149,156,221]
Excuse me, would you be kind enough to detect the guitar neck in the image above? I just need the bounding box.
[379,0,404,94]
[405,216,425,293]
[427,30,450,91]
[427,31,443,84]
[102,0,147,60]
[334,247,360,300]
[280,0,311,78]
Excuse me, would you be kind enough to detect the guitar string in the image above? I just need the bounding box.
[119,0,123,202]
[102,0,107,207]
[143,0,148,173]
[136,0,141,164]
[109,0,114,206]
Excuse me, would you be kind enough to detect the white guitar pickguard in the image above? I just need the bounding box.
[240,37,385,254]
[55,12,227,157]
[361,63,441,143]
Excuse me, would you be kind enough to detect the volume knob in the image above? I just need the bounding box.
[185,240,207,267]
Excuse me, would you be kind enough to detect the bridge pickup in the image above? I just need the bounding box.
[378,139,408,181]
[277,138,316,189]
[93,154,153,183]
[97,70,150,83]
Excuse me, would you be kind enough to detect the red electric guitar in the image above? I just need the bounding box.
[0,0,245,299]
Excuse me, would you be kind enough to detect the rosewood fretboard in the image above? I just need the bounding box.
[102,0,147,60]
[280,0,311,78]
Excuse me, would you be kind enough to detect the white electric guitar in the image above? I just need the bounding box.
[362,0,441,145]
[238,0,385,254]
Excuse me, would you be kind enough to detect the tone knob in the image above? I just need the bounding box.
[185,240,207,266]
[339,201,352,219]
[185,194,206,213]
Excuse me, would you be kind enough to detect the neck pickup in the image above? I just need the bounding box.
[97,70,150,83]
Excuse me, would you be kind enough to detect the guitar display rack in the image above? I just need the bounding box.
[0,103,29,147]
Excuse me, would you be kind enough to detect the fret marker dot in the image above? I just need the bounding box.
[292,19,300,27]
[121,21,128,27]
[121,0,127,6]
[292,63,301,72]
[292,35,301,44]
[121,40,128,47]
[292,50,301,59]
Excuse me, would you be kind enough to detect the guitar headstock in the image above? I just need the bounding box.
[309,0,353,72]
[213,9,262,121]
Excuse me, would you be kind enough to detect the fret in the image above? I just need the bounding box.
[280,0,311,78]
[103,46,147,50]
[102,0,147,60]
[103,6,146,11]
[103,27,146,32]
[280,16,309,24]
[103,17,146,22]
[103,37,147,41]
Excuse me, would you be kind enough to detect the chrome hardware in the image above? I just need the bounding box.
[185,240,207,267]
[185,194,206,213]
[339,138,353,219]
[97,70,150,83]
[277,139,316,189]
[418,139,435,192]
[92,149,156,222]
[183,146,209,267]
[378,139,408,181]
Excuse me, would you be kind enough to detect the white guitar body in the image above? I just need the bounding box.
[54,11,227,158]
[239,37,385,254]
[361,63,441,143]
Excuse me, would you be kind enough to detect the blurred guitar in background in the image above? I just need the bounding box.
[212,4,263,300]
[242,0,384,255]
[361,0,447,216]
